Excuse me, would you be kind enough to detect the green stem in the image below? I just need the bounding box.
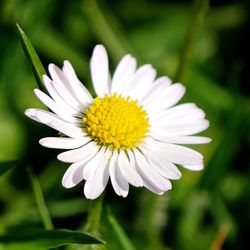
[84,195,104,235]
[79,195,104,250]
[28,169,54,230]
[134,192,168,250]
[175,0,209,83]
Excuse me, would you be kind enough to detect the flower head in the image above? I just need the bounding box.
[25,45,211,199]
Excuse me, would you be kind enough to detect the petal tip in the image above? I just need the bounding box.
[93,44,107,56]
[57,153,67,162]
[62,181,73,189]
[24,108,35,117]
[39,138,44,145]
[63,59,70,65]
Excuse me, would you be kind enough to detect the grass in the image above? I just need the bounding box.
[0,0,249,249]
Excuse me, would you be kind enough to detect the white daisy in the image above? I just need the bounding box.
[25,44,211,199]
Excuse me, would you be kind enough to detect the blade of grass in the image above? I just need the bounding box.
[28,168,53,230]
[175,0,209,83]
[105,206,136,250]
[82,0,134,61]
[16,24,46,91]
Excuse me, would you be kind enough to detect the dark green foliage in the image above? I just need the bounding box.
[0,0,249,250]
[0,229,104,249]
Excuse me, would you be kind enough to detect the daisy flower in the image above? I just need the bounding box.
[25,45,211,199]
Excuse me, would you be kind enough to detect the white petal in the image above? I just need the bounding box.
[43,75,79,115]
[84,149,110,199]
[151,103,197,119]
[157,110,206,126]
[140,76,172,105]
[61,148,107,189]
[151,113,207,131]
[83,147,106,181]
[154,76,172,86]
[143,138,203,165]
[109,151,129,197]
[116,163,129,197]
[63,60,93,104]
[117,150,144,187]
[132,149,171,194]
[145,83,185,114]
[150,136,211,144]
[90,45,110,97]
[39,137,90,149]
[150,119,210,137]
[140,146,182,180]
[57,141,99,163]
[25,109,84,138]
[127,65,156,100]
[34,89,78,123]
[48,64,83,110]
[183,164,204,171]
[62,161,85,188]
[159,108,205,123]
[111,54,136,95]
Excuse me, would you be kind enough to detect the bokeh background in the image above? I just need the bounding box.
[0,0,249,249]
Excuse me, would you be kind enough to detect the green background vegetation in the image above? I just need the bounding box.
[0,0,249,249]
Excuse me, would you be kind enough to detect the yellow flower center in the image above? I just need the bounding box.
[83,93,149,149]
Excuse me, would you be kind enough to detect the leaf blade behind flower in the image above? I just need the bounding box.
[16,23,46,91]
[105,206,137,250]
[0,228,105,250]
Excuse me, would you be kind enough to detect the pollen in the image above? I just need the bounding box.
[83,93,149,149]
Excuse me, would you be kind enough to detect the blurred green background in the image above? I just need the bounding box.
[0,0,249,249]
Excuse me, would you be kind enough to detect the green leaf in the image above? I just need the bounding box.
[0,160,17,175]
[0,229,104,250]
[105,206,136,250]
[16,23,46,91]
